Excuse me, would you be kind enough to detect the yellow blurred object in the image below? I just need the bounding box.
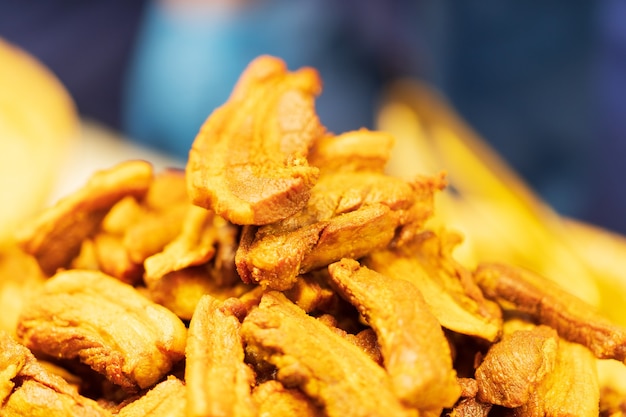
[379,80,626,394]
[0,38,79,244]
[378,79,604,309]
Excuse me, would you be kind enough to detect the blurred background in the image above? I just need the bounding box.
[1,0,624,234]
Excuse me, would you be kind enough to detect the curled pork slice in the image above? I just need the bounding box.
[364,231,502,343]
[308,128,395,174]
[236,171,445,290]
[475,262,626,362]
[187,55,323,225]
[17,270,187,391]
[252,380,323,417]
[241,291,418,417]
[144,205,217,284]
[185,294,256,417]
[475,324,559,407]
[16,160,153,276]
[515,337,599,417]
[328,258,461,411]
[0,331,111,417]
[117,376,187,417]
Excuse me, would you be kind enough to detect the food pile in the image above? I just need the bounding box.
[2,55,626,416]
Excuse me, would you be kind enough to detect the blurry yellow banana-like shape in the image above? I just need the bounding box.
[377,79,602,311]
[378,77,626,397]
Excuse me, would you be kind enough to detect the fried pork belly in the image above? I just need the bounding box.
[124,204,188,265]
[240,291,418,417]
[237,171,444,290]
[144,205,217,284]
[283,270,339,313]
[514,337,599,417]
[308,129,395,174]
[475,325,559,407]
[187,55,323,226]
[17,270,187,391]
[16,160,153,276]
[92,233,143,284]
[117,376,187,417]
[147,266,250,321]
[475,262,626,362]
[102,169,190,266]
[252,380,323,417]
[0,331,111,417]
[365,231,502,343]
[185,294,256,417]
[328,258,460,410]
[448,398,492,417]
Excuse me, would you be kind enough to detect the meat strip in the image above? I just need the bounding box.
[240,291,418,417]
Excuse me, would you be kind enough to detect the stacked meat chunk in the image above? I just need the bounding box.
[1,55,624,416]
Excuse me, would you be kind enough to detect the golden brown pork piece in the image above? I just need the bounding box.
[283,270,339,314]
[328,258,461,411]
[100,168,189,269]
[241,291,418,417]
[474,262,626,362]
[252,380,323,417]
[144,205,217,284]
[237,171,445,290]
[17,270,187,392]
[185,294,256,417]
[187,55,323,226]
[475,325,559,408]
[146,266,250,321]
[116,376,187,417]
[308,128,395,174]
[448,398,492,417]
[364,230,502,343]
[16,160,153,275]
[92,233,144,284]
[514,337,598,417]
[0,331,111,417]
[84,169,192,283]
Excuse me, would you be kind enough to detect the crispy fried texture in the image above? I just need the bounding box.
[252,380,323,417]
[240,291,418,417]
[187,55,323,225]
[515,337,599,417]
[475,325,559,407]
[308,129,395,174]
[283,271,338,314]
[117,376,187,417]
[90,169,193,283]
[146,266,250,321]
[236,171,444,290]
[16,160,153,275]
[448,398,492,417]
[475,262,626,362]
[328,258,460,410]
[365,231,502,343]
[185,294,256,417]
[17,270,187,391]
[144,205,217,284]
[0,331,111,417]
[122,203,188,265]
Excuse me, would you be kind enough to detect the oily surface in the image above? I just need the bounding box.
[2,55,626,416]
